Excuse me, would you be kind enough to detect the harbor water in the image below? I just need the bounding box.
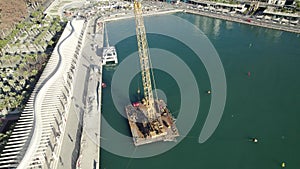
[100,13,300,169]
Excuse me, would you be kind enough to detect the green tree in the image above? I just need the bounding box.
[7,80,15,88]
[2,85,11,93]
[19,79,26,87]
[16,94,24,102]
[31,69,38,76]
[16,23,26,30]
[0,39,8,49]
[297,1,300,8]
[8,92,16,97]
[48,40,54,46]
[9,98,19,108]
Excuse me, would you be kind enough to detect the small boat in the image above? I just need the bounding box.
[101,82,107,88]
[132,102,140,107]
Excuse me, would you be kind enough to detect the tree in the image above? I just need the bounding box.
[31,69,38,76]
[19,79,26,87]
[9,98,19,108]
[16,23,26,30]
[0,39,8,49]
[2,85,11,93]
[16,94,24,102]
[297,1,300,8]
[48,40,54,46]
[55,25,62,32]
[15,85,23,93]
[7,80,15,88]
[8,92,16,97]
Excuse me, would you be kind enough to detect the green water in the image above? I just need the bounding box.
[100,13,300,169]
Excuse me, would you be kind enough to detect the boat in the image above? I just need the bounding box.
[102,23,118,66]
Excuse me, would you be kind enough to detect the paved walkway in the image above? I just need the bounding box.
[185,9,300,34]
[56,19,89,169]
[0,18,86,169]
[44,0,85,17]
[76,17,104,169]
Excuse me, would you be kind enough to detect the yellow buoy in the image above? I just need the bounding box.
[207,90,211,94]
[281,162,285,168]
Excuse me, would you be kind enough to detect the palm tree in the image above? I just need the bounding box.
[16,94,24,102]
[2,85,11,93]
[48,40,54,46]
[19,79,26,87]
[0,72,6,79]
[10,98,19,108]
[15,85,23,93]
[7,79,15,88]
[8,92,16,97]
[30,69,38,77]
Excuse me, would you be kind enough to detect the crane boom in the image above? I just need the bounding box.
[125,0,179,146]
[133,1,156,120]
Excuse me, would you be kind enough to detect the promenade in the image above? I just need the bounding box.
[102,9,183,22]
[99,1,299,34]
[0,18,86,168]
[185,9,300,34]
[75,18,104,169]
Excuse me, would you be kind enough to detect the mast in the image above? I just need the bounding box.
[133,0,156,121]
[104,22,110,47]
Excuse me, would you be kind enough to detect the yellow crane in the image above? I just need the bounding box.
[125,0,179,146]
[133,0,156,121]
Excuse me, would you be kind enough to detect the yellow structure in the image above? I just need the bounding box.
[125,0,179,146]
[133,0,156,121]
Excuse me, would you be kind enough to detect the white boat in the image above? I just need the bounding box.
[290,20,299,24]
[102,23,118,65]
[102,46,118,65]
[256,15,264,19]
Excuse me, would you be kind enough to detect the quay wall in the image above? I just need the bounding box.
[101,7,299,34]
[185,9,300,34]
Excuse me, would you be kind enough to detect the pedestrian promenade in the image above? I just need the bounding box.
[0,19,86,169]
[76,18,104,169]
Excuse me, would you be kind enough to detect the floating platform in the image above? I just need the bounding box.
[125,99,179,146]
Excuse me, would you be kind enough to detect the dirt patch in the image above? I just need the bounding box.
[0,0,46,38]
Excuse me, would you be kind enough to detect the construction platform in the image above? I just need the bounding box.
[125,99,179,146]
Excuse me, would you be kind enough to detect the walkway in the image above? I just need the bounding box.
[75,18,104,169]
[185,9,300,34]
[0,19,86,168]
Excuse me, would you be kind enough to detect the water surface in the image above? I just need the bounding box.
[100,13,300,169]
